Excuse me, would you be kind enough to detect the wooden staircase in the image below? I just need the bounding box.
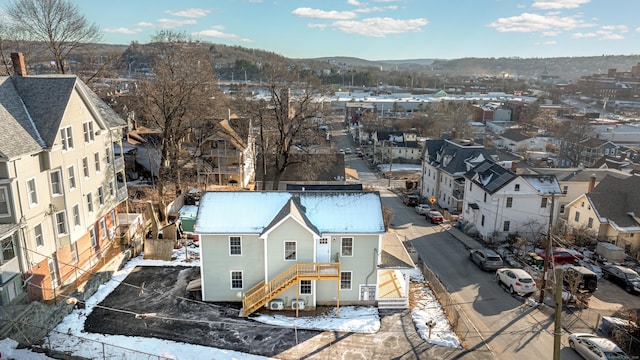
[241,262,341,317]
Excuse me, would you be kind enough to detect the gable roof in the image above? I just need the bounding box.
[425,139,506,176]
[195,191,385,234]
[587,175,640,229]
[526,167,630,182]
[464,159,517,195]
[262,197,319,237]
[0,74,126,160]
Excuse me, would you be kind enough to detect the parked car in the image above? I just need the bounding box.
[495,268,536,296]
[338,149,345,155]
[568,333,630,360]
[415,204,430,215]
[345,148,352,154]
[403,194,420,206]
[601,265,640,294]
[425,210,444,224]
[535,247,583,265]
[449,210,460,222]
[470,249,504,271]
[563,265,598,293]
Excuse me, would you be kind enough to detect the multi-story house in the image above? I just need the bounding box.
[461,160,562,242]
[520,167,630,217]
[196,119,255,188]
[420,138,519,212]
[563,175,640,256]
[559,137,619,168]
[370,130,422,165]
[0,53,127,304]
[194,191,414,316]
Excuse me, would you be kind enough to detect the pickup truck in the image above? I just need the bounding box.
[601,265,640,294]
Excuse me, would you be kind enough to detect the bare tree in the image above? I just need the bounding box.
[235,66,327,190]
[424,102,473,139]
[557,118,595,167]
[132,31,220,219]
[4,0,102,74]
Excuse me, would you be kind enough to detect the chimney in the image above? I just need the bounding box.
[588,174,596,192]
[510,161,518,173]
[11,53,27,76]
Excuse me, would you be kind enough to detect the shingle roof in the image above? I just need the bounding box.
[379,232,415,269]
[424,139,506,176]
[500,129,531,142]
[464,159,517,195]
[0,74,126,160]
[588,175,640,228]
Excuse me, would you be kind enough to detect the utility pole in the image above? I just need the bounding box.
[539,194,556,304]
[553,267,563,360]
[388,142,393,187]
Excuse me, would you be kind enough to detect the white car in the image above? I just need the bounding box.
[345,148,352,154]
[415,204,430,215]
[495,268,536,296]
[568,333,630,360]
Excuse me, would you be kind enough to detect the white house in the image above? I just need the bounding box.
[194,191,414,316]
[461,160,562,242]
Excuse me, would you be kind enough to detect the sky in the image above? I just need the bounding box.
[0,247,459,359]
[1,0,638,61]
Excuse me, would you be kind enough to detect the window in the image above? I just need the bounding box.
[231,271,243,289]
[90,227,97,247]
[105,148,111,164]
[70,242,78,263]
[82,157,89,178]
[94,152,101,173]
[100,219,107,238]
[229,236,242,255]
[1,235,16,264]
[506,197,513,208]
[27,178,38,206]
[541,198,548,208]
[483,193,487,203]
[514,184,520,191]
[109,181,114,197]
[469,183,472,192]
[72,204,81,227]
[83,121,95,143]
[284,241,296,260]
[341,237,353,257]
[574,211,580,222]
[588,217,594,228]
[111,210,117,228]
[560,205,566,214]
[60,126,73,150]
[98,186,105,206]
[34,224,44,247]
[68,165,76,190]
[481,215,485,227]
[55,211,67,236]
[503,221,510,232]
[300,280,312,295]
[87,192,94,213]
[0,188,9,216]
[50,170,62,195]
[562,186,568,194]
[340,272,352,290]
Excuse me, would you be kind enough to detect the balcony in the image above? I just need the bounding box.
[114,156,125,173]
[116,186,128,202]
[452,189,464,201]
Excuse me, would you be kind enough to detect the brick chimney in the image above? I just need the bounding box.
[587,174,596,192]
[11,53,27,76]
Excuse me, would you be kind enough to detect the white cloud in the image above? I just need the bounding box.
[192,27,254,43]
[308,23,327,29]
[636,27,640,32]
[488,12,592,33]
[347,0,362,6]
[292,7,357,20]
[571,25,627,40]
[165,8,210,18]
[136,22,154,27]
[355,5,398,13]
[544,40,557,45]
[541,31,561,36]
[601,25,628,33]
[531,0,590,9]
[103,27,142,35]
[571,32,597,38]
[157,18,197,29]
[332,17,428,37]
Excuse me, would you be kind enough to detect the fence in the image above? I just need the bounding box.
[417,261,484,350]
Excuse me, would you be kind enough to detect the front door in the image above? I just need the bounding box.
[317,237,330,262]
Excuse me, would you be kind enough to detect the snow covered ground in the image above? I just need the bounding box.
[4,247,459,359]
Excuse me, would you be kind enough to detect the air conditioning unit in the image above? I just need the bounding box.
[291,300,305,310]
[269,299,284,311]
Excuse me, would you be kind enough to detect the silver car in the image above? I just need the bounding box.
[568,333,630,360]
[470,249,503,271]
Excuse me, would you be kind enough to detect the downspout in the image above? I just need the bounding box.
[365,248,378,300]
[13,159,32,274]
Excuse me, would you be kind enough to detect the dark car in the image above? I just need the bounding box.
[602,265,640,294]
[403,194,420,206]
[563,265,598,293]
[470,249,504,271]
[426,210,444,224]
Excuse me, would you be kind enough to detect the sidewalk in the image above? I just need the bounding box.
[446,224,484,250]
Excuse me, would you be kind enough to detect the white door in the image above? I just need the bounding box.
[317,237,330,262]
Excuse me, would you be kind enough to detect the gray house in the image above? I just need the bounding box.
[194,191,414,316]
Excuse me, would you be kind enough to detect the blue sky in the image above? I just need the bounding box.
[2,0,639,60]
